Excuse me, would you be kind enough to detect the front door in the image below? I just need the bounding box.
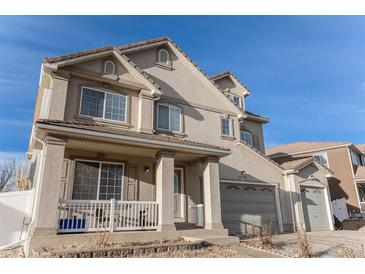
[174,168,185,222]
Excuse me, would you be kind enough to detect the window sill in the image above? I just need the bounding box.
[75,115,132,128]
[155,62,173,71]
[220,135,236,141]
[155,129,186,138]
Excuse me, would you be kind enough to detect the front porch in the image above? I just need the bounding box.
[356,182,365,213]
[29,120,230,242]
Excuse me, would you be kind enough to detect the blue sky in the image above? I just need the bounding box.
[0,16,364,159]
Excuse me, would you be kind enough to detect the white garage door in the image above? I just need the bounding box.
[300,186,330,231]
[221,183,279,235]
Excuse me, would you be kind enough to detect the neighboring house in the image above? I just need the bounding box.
[267,142,365,216]
[24,36,334,256]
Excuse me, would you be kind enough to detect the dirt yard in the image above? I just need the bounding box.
[0,240,253,258]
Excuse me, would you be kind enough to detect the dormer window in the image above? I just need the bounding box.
[104,60,115,75]
[231,94,242,108]
[240,130,253,146]
[158,49,170,65]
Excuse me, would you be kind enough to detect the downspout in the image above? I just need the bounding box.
[284,170,297,232]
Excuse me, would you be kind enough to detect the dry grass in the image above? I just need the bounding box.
[136,245,252,258]
[295,225,311,258]
[334,244,365,258]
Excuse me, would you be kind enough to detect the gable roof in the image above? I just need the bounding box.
[43,36,244,117]
[266,141,351,158]
[276,156,331,172]
[209,71,250,96]
[356,144,365,153]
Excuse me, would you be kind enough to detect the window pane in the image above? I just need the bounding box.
[80,88,105,118]
[221,118,230,135]
[99,163,123,200]
[243,131,253,146]
[233,96,241,107]
[159,50,169,64]
[105,93,126,122]
[72,161,99,200]
[158,105,169,130]
[170,107,181,132]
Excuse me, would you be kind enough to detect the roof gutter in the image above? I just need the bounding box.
[35,123,231,156]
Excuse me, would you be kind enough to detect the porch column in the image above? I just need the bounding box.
[30,136,67,236]
[202,156,224,230]
[155,151,176,231]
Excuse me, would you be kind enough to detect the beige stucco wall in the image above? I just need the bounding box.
[63,76,140,130]
[214,76,247,98]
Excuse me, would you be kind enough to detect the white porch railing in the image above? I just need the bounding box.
[58,199,158,233]
[190,204,204,227]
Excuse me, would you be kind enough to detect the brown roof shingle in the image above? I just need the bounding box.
[355,144,365,153]
[35,119,230,153]
[266,142,350,157]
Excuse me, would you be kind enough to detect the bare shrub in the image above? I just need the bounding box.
[95,230,111,247]
[0,156,17,192]
[248,222,277,250]
[295,225,311,258]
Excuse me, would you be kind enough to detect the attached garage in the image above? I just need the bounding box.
[300,186,331,231]
[221,183,281,235]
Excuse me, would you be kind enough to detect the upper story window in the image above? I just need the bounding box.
[80,87,127,123]
[231,94,242,108]
[104,60,115,75]
[221,118,232,136]
[158,49,170,65]
[157,103,182,133]
[313,152,329,168]
[351,150,361,166]
[240,130,253,146]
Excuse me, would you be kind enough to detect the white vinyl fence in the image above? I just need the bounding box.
[190,204,204,227]
[331,198,349,222]
[0,190,34,247]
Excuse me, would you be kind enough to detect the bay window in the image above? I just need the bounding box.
[157,104,182,133]
[80,87,127,122]
[72,160,124,201]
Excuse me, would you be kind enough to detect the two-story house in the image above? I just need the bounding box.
[267,142,365,216]
[24,37,334,256]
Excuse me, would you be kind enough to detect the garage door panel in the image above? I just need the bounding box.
[300,186,330,231]
[221,183,279,235]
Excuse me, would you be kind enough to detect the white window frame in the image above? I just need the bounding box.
[79,86,128,123]
[231,94,242,108]
[313,152,329,168]
[157,103,182,133]
[158,49,170,65]
[73,159,125,201]
[104,60,115,75]
[241,130,253,146]
[220,117,233,137]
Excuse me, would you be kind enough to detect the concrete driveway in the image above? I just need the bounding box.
[274,230,365,258]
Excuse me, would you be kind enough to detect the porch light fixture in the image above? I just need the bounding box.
[144,166,151,173]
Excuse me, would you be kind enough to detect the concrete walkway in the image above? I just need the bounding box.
[274,230,365,258]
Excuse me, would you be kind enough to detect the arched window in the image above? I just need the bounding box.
[158,49,170,65]
[104,60,115,75]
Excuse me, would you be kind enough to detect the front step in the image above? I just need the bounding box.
[175,222,199,230]
[183,235,239,246]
